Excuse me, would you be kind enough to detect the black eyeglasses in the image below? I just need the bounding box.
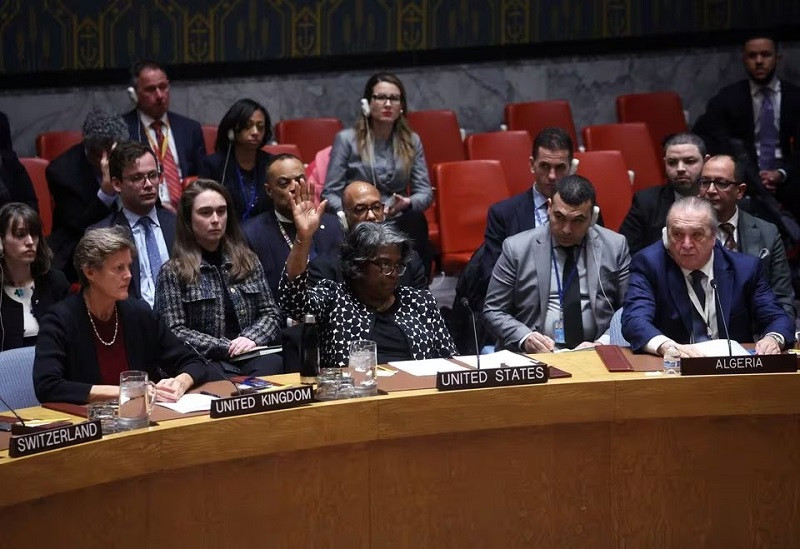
[367,260,407,276]
[698,177,737,190]
[123,170,161,185]
[371,94,402,104]
[348,202,384,217]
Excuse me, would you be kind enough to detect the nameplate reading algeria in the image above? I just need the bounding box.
[210,386,314,419]
[9,420,102,458]
[436,365,549,391]
[680,354,797,376]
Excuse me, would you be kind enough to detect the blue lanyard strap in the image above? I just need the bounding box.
[551,245,579,310]
[235,164,258,220]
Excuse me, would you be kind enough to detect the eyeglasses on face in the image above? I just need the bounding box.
[698,177,736,190]
[367,260,407,276]
[349,202,384,217]
[371,94,402,104]
[123,170,161,185]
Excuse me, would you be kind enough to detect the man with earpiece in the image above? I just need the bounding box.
[123,60,205,211]
[622,197,794,357]
[483,175,630,353]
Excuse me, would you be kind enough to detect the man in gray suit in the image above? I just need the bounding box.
[483,175,630,352]
[698,154,795,317]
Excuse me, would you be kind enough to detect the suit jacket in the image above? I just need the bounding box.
[736,209,795,318]
[0,111,10,151]
[198,149,272,221]
[0,269,70,351]
[619,184,676,255]
[88,208,177,300]
[242,210,343,299]
[0,149,37,211]
[482,224,630,350]
[123,109,205,178]
[46,143,115,278]
[621,241,794,352]
[481,190,538,279]
[33,294,208,404]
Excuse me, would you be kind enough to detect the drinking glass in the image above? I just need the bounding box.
[117,370,156,431]
[348,340,378,396]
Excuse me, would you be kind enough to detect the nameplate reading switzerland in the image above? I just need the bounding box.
[436,365,549,391]
[9,420,102,458]
[681,354,797,376]
[210,386,314,419]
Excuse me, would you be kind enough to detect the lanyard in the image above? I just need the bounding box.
[551,245,579,311]
[235,165,257,220]
[687,275,712,333]
[142,120,171,160]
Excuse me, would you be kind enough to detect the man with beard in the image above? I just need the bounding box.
[619,133,708,254]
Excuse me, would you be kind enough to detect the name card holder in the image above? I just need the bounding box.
[436,364,549,391]
[210,386,314,419]
[9,420,102,458]
[681,354,798,376]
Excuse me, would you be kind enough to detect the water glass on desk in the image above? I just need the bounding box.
[87,400,118,435]
[348,340,378,396]
[117,370,156,431]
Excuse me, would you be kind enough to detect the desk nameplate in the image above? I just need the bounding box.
[436,364,549,391]
[681,354,797,376]
[210,386,313,419]
[8,420,101,458]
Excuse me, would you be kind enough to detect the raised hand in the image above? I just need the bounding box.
[291,177,328,242]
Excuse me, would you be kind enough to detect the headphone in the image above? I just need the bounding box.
[127,86,138,105]
[590,205,600,226]
[360,98,370,117]
[662,226,669,249]
[337,211,349,231]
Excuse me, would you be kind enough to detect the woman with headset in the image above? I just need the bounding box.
[198,98,273,222]
[0,203,69,351]
[322,73,433,275]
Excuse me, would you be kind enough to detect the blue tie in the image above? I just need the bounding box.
[138,217,163,283]
[759,88,778,171]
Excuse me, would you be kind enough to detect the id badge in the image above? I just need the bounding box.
[553,318,565,344]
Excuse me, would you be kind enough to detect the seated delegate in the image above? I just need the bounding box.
[33,227,207,404]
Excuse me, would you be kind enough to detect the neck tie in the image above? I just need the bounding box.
[561,246,583,348]
[719,222,736,251]
[689,270,709,342]
[758,88,778,171]
[138,217,164,283]
[151,120,182,205]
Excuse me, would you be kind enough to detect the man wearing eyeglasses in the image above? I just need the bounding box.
[242,154,342,300]
[88,141,176,307]
[307,181,427,289]
[697,154,795,317]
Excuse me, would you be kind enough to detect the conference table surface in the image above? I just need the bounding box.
[2,348,800,548]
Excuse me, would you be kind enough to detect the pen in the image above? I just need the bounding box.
[200,391,221,398]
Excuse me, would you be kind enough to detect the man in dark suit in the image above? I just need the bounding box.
[242,154,343,300]
[698,154,795,318]
[619,133,708,254]
[123,60,205,211]
[88,141,176,306]
[693,35,800,218]
[46,109,129,281]
[622,197,793,357]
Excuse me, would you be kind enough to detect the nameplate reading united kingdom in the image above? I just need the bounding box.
[680,354,797,376]
[436,365,549,391]
[9,420,102,458]
[210,386,314,419]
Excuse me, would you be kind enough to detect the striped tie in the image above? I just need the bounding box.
[151,120,182,205]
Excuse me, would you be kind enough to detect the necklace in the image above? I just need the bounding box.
[373,295,395,313]
[86,301,119,346]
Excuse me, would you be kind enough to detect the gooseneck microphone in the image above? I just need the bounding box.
[0,393,26,427]
[182,340,257,396]
[460,297,481,370]
[709,279,732,357]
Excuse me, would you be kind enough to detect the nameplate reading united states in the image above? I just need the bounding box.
[436,365,549,391]
[680,354,797,376]
[9,420,102,458]
[210,386,314,419]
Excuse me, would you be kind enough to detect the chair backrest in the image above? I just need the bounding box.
[263,143,303,158]
[35,131,83,161]
[616,92,687,159]
[504,100,579,148]
[465,131,532,195]
[434,160,509,268]
[582,123,663,193]
[574,150,633,233]
[305,146,332,205]
[201,124,218,155]
[274,118,344,164]
[0,346,39,411]
[406,110,465,177]
[19,157,53,236]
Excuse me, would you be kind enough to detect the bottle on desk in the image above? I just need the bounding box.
[663,344,681,375]
[300,314,319,384]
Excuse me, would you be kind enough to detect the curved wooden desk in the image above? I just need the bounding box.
[1,350,799,547]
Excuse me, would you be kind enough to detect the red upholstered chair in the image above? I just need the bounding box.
[35,131,83,161]
[201,125,218,155]
[434,160,509,274]
[274,118,344,164]
[503,100,578,148]
[465,131,532,195]
[574,151,633,233]
[582,123,663,193]
[616,92,687,160]
[19,157,53,236]
[263,143,302,158]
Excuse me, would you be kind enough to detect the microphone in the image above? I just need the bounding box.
[460,297,481,370]
[220,128,235,184]
[710,279,732,357]
[181,340,257,397]
[0,392,26,428]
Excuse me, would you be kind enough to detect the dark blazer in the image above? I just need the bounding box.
[87,208,177,300]
[123,109,205,177]
[198,149,272,221]
[33,294,208,404]
[46,143,115,278]
[0,111,11,151]
[481,190,538,280]
[621,241,794,352]
[308,248,428,290]
[619,184,676,255]
[0,149,38,211]
[0,269,70,351]
[242,210,343,299]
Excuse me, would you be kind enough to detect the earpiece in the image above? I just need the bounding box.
[336,211,349,232]
[569,158,579,176]
[662,226,669,249]
[591,205,600,226]
[360,98,370,117]
[227,129,235,141]
[126,86,138,105]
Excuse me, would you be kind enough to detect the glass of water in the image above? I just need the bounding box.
[348,340,378,396]
[117,370,156,431]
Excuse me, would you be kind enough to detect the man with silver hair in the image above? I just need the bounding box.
[46,109,129,280]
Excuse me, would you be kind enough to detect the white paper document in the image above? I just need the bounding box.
[388,358,469,377]
[687,339,750,357]
[454,350,542,369]
[156,393,216,414]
